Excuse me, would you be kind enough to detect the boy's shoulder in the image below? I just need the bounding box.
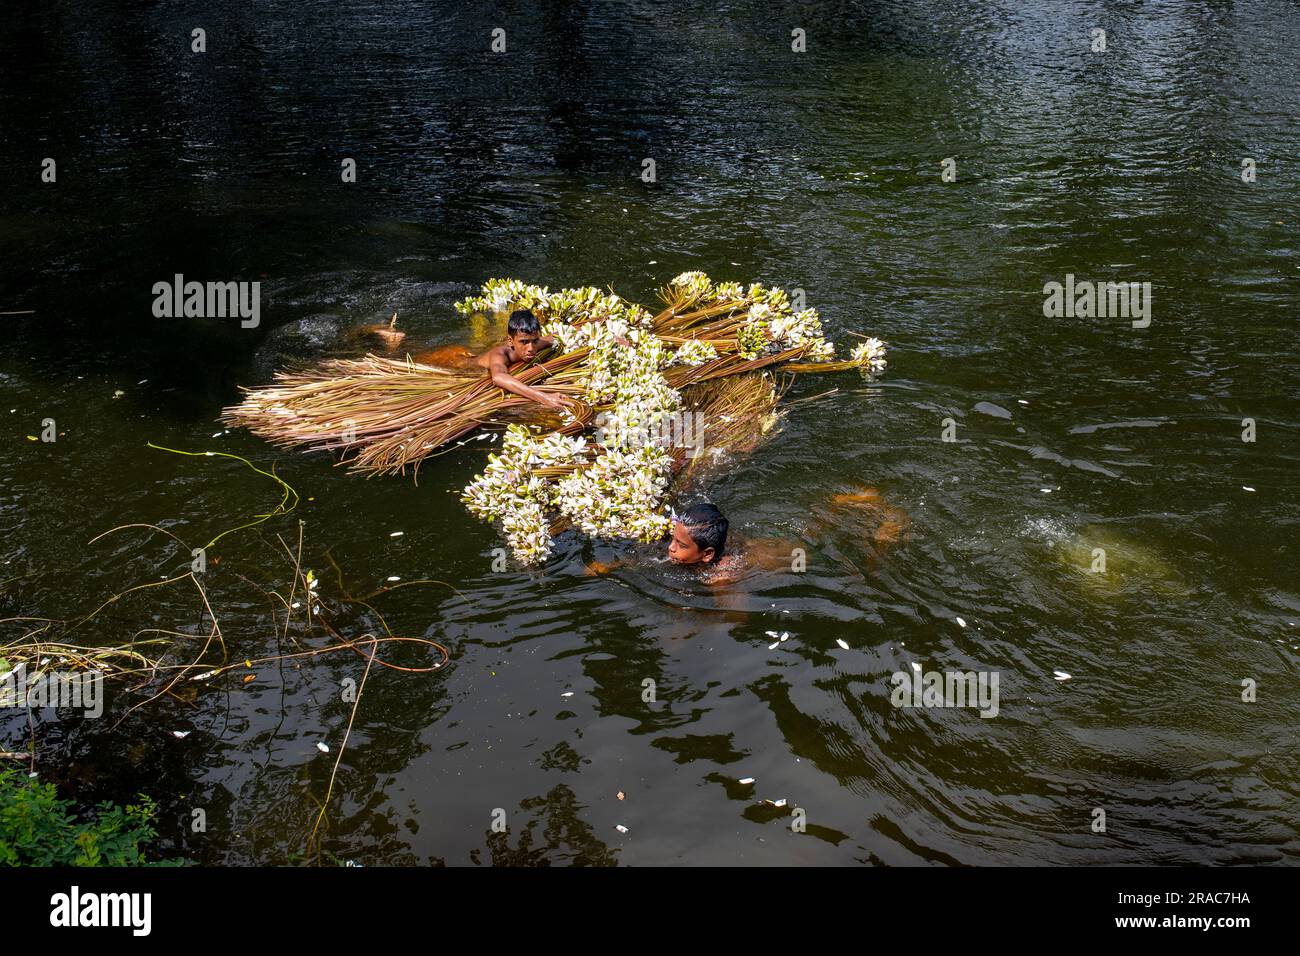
[702,551,746,585]
[476,342,508,366]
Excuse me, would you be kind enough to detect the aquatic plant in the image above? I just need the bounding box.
[850,337,888,369]
[0,769,176,866]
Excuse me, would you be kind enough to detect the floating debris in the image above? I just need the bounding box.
[738,777,755,785]
[561,691,574,698]
[956,616,967,628]
[317,742,330,753]
[390,531,404,537]
[764,798,787,808]
[1053,670,1072,682]
[615,824,629,833]
[112,390,125,399]
[836,639,849,650]
[617,791,625,801]
[780,632,790,642]
[386,575,401,582]
[170,730,190,739]
[1243,486,1256,492]
[768,641,780,650]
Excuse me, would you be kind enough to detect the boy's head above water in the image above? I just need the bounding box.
[507,309,544,360]
[668,503,729,565]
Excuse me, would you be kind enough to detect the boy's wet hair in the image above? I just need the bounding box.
[681,502,728,562]
[508,309,542,337]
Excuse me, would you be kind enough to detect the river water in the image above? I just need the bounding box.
[2,0,1297,864]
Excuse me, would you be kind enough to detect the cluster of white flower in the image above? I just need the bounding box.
[454,278,552,315]
[711,281,743,301]
[670,338,719,366]
[731,293,838,362]
[807,339,838,362]
[582,325,676,400]
[554,444,673,542]
[770,308,835,361]
[456,280,652,331]
[461,426,592,564]
[540,319,588,354]
[498,497,553,564]
[754,285,790,311]
[669,270,714,305]
[544,286,640,325]
[850,337,888,369]
[586,327,683,452]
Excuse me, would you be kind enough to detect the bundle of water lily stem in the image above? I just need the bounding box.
[223,272,887,564]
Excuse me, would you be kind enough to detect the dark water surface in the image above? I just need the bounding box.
[2,1,1298,864]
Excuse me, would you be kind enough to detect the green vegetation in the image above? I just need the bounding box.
[0,768,177,866]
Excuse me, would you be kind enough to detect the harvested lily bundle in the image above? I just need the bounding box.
[677,371,787,466]
[224,271,887,559]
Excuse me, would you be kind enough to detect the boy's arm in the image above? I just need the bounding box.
[487,350,568,410]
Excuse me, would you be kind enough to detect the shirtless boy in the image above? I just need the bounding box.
[411,309,575,412]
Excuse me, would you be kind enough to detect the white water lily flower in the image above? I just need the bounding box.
[712,280,744,301]
[671,339,718,366]
[849,337,888,368]
[668,271,714,305]
[805,339,837,362]
[768,308,830,356]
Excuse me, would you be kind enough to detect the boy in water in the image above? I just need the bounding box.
[412,309,575,412]
[667,503,741,576]
[584,502,740,581]
[588,491,909,583]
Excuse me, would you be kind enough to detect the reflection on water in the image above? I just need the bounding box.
[2,0,1299,865]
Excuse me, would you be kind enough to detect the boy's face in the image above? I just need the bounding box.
[509,330,542,361]
[667,521,714,565]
